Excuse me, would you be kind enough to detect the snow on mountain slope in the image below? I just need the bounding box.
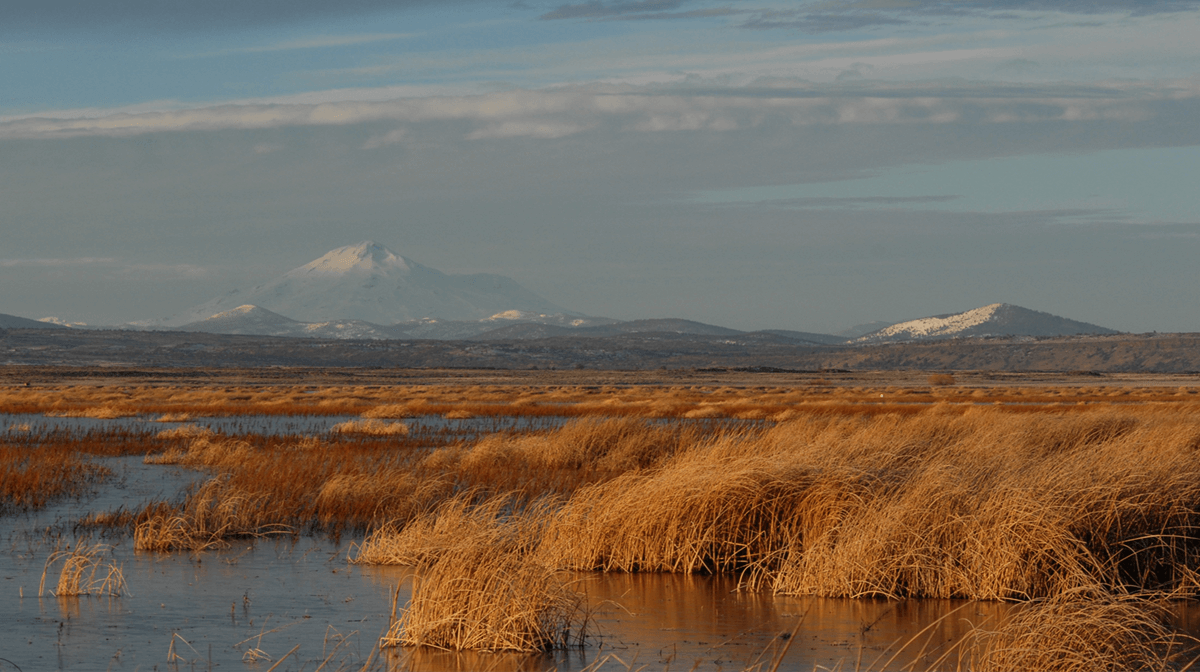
[161,241,569,326]
[177,304,399,339]
[855,303,1118,344]
[1,312,67,329]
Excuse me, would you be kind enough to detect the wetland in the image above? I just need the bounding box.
[4,369,1200,670]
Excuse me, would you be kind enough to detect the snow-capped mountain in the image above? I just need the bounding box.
[160,241,569,326]
[855,303,1118,344]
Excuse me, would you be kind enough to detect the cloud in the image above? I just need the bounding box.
[713,195,961,209]
[187,33,414,57]
[729,0,1200,33]
[122,263,211,278]
[361,128,408,149]
[0,257,116,267]
[540,0,687,20]
[0,0,461,34]
[2,78,1191,141]
[0,257,208,278]
[740,11,908,32]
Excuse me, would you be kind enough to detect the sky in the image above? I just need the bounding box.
[2,0,1199,334]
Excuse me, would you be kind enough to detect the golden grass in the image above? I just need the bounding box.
[1,445,111,513]
[6,378,1198,419]
[376,494,590,652]
[134,477,294,552]
[39,542,128,597]
[331,419,410,436]
[11,379,1200,665]
[969,591,1186,671]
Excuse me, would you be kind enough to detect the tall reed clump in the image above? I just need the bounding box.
[373,494,590,652]
[134,477,292,552]
[39,543,128,597]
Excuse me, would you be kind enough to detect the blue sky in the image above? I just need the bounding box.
[2,0,1199,332]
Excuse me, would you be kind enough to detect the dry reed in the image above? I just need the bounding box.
[39,542,128,597]
[134,477,293,551]
[969,590,1186,671]
[375,494,590,652]
[331,419,410,436]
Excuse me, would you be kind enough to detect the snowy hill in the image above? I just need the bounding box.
[855,303,1118,344]
[0,312,67,329]
[161,241,569,326]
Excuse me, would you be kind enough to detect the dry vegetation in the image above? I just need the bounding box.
[6,376,1200,667]
[3,376,1199,419]
[39,542,128,597]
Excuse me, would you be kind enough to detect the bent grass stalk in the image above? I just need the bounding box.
[39,542,128,597]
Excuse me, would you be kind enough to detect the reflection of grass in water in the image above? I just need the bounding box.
[38,542,127,597]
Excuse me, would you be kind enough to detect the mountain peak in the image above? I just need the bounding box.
[162,241,569,326]
[291,241,411,277]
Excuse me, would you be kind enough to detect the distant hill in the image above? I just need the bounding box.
[855,303,1118,344]
[0,312,66,329]
[176,305,398,340]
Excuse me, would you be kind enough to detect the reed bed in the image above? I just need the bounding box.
[12,380,1200,665]
[0,445,111,513]
[6,380,1197,419]
[341,406,1200,662]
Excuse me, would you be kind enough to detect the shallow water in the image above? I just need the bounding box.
[0,412,567,439]
[2,534,1011,672]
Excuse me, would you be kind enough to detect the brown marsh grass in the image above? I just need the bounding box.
[134,477,293,551]
[6,379,1198,419]
[376,494,590,652]
[11,379,1200,664]
[1,444,111,513]
[331,419,410,436]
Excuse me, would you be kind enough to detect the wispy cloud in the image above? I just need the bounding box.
[0,257,209,277]
[0,257,116,267]
[0,0,452,34]
[540,0,687,20]
[361,128,407,149]
[712,195,960,208]
[186,32,414,58]
[1,78,1188,141]
[739,10,908,32]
